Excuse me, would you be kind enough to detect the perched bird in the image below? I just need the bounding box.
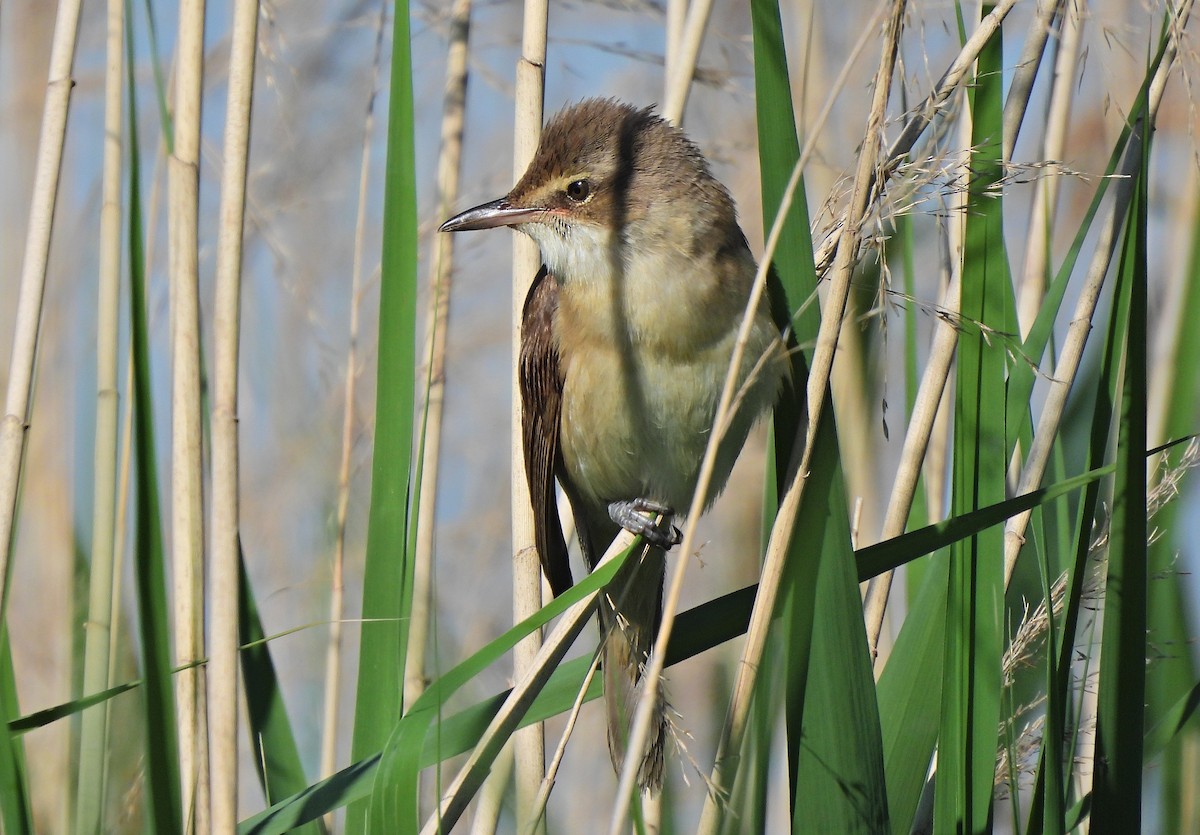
[440,98,788,790]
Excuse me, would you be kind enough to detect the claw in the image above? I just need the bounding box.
[608,498,681,549]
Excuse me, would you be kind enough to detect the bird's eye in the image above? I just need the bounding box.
[565,179,591,202]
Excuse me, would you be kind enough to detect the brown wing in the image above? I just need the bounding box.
[519,266,573,597]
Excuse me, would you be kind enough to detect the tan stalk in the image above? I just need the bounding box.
[605,0,885,822]
[512,1,550,829]
[681,5,909,829]
[424,531,641,833]
[468,742,515,835]
[75,0,126,830]
[812,0,1023,274]
[320,5,389,813]
[1002,0,1193,587]
[208,0,260,831]
[661,0,714,125]
[105,132,169,820]
[865,65,978,657]
[1002,0,1065,162]
[862,271,960,661]
[168,0,210,828]
[406,0,472,709]
[525,651,603,834]
[1016,0,1083,339]
[832,309,877,542]
[664,0,686,93]
[0,0,82,631]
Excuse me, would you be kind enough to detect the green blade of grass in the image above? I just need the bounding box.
[1145,168,1200,835]
[856,461,1115,582]
[233,444,1121,834]
[935,12,1009,831]
[345,0,419,829]
[1003,30,1172,454]
[876,558,947,834]
[1090,101,1150,834]
[0,627,32,834]
[126,15,182,827]
[789,426,889,833]
[237,549,324,834]
[751,2,887,828]
[1027,169,1138,835]
[248,542,632,834]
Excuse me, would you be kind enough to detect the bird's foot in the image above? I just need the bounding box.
[608,498,681,549]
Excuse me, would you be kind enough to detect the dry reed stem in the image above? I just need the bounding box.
[512,1,550,829]
[866,0,1060,660]
[75,0,125,830]
[1016,0,1083,339]
[664,0,686,94]
[0,0,82,638]
[320,4,389,809]
[812,0,1023,274]
[423,531,641,834]
[848,0,1031,666]
[1003,0,1066,161]
[1002,0,1193,587]
[407,0,472,710]
[208,0,260,831]
[167,1,210,828]
[863,270,960,661]
[524,650,603,835]
[686,3,911,831]
[469,742,515,835]
[607,2,885,826]
[661,0,714,125]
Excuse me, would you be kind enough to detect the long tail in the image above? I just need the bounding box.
[599,545,667,791]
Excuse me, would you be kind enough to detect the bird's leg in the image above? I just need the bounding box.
[608,498,682,549]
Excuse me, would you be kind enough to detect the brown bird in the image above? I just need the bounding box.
[440,98,787,790]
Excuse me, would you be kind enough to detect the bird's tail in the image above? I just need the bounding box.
[599,546,667,792]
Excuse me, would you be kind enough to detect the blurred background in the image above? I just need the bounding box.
[0,0,1196,831]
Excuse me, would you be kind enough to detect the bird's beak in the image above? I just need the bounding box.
[439,198,545,232]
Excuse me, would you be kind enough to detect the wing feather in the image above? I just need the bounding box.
[519,267,573,597]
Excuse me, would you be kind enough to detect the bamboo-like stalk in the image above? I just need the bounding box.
[208,0,260,831]
[682,3,910,831]
[597,2,883,823]
[1002,0,1065,161]
[0,0,82,628]
[862,271,960,660]
[105,126,169,818]
[526,652,602,833]
[320,6,388,811]
[661,0,714,124]
[469,742,515,835]
[74,0,125,830]
[511,1,550,829]
[1002,0,1192,586]
[75,0,126,830]
[811,0,1023,274]
[663,0,686,94]
[406,0,472,710]
[1015,0,1083,339]
[168,0,209,828]
[424,531,639,834]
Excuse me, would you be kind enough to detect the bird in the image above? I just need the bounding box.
[439,98,788,791]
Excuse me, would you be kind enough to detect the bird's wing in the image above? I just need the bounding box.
[519,266,574,597]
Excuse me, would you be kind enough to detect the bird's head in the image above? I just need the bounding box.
[439,98,737,282]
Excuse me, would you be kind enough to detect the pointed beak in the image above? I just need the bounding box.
[438,198,545,232]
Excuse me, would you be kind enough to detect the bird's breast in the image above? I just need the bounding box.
[555,304,783,514]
